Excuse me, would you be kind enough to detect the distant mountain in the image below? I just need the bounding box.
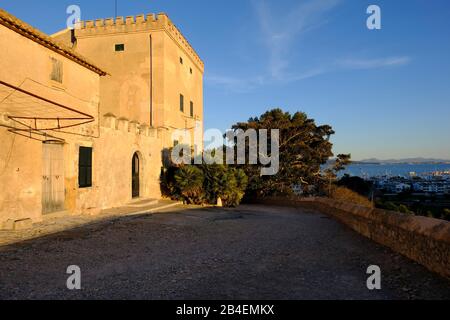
[356,158,450,164]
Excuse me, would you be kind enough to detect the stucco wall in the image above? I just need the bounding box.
[1,12,204,228]
[74,31,157,126]
[0,132,42,223]
[162,30,203,150]
[66,13,204,151]
[0,25,100,122]
[258,197,450,280]
[0,23,101,226]
[84,116,163,213]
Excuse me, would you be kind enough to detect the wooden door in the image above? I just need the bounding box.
[42,142,65,214]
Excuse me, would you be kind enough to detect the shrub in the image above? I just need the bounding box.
[376,201,414,215]
[336,174,373,196]
[383,201,400,211]
[443,208,450,220]
[160,166,181,200]
[330,186,373,208]
[161,163,248,207]
[219,167,248,207]
[201,163,227,205]
[397,204,414,214]
[174,165,205,204]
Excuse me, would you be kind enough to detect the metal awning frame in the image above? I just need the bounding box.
[0,79,95,142]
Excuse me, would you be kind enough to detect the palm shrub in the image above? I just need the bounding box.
[174,165,205,204]
[201,164,248,207]
[219,168,248,207]
[160,166,181,200]
[201,163,226,204]
[161,162,248,207]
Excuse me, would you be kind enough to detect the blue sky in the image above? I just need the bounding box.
[2,0,450,160]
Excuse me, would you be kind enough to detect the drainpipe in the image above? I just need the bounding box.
[149,34,153,128]
[70,29,76,47]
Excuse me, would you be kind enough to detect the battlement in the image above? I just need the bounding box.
[76,13,204,72]
[102,113,158,138]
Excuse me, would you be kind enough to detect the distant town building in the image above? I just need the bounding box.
[413,181,450,194]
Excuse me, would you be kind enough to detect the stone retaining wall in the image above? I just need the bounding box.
[258,197,450,280]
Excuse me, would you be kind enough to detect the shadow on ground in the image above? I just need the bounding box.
[0,205,449,300]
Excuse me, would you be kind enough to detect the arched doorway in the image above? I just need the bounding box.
[132,152,140,198]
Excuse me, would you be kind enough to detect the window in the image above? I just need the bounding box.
[115,44,125,52]
[180,57,183,64]
[180,94,184,112]
[190,68,193,74]
[79,147,92,188]
[190,101,194,117]
[50,58,63,83]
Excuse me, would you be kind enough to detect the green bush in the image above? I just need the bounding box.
[174,166,205,204]
[330,186,373,208]
[160,166,181,201]
[161,163,248,207]
[377,201,414,215]
[397,204,414,214]
[219,167,248,207]
[202,163,227,205]
[443,209,450,220]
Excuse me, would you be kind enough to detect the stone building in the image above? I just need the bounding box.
[0,9,204,229]
[52,13,204,149]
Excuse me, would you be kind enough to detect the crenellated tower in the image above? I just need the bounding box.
[74,13,204,72]
[52,12,204,150]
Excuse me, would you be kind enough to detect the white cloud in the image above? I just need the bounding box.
[338,56,412,69]
[205,68,327,92]
[254,0,340,79]
[206,0,340,91]
[205,74,265,92]
[205,1,412,92]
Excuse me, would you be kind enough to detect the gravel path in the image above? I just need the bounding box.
[0,205,449,300]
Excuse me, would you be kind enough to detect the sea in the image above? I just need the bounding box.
[340,163,450,178]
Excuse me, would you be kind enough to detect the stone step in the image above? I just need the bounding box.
[126,198,159,208]
[123,200,181,216]
[42,210,71,221]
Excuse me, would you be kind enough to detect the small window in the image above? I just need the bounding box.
[180,94,184,112]
[180,57,183,64]
[115,44,125,52]
[79,147,92,188]
[190,101,194,117]
[50,58,63,83]
[190,68,193,74]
